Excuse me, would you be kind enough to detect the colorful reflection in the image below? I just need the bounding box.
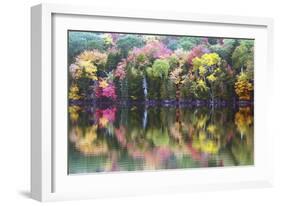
[68,105,254,174]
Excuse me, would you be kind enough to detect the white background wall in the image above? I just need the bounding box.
[0,0,280,205]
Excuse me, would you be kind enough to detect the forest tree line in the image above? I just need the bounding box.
[68,32,254,103]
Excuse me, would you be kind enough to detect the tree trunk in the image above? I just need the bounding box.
[176,84,180,102]
[175,84,181,126]
[143,76,148,101]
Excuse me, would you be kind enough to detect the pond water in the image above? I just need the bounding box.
[68,104,254,174]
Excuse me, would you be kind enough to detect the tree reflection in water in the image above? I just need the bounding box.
[68,104,254,174]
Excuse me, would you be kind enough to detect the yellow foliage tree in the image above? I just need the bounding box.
[69,84,81,100]
[234,72,253,100]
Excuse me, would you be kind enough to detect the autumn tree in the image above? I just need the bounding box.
[191,53,224,102]
[168,50,190,102]
[234,72,253,100]
[168,52,189,125]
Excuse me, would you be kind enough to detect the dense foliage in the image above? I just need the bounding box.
[68,32,254,103]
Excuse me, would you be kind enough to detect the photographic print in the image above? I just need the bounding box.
[68,31,254,174]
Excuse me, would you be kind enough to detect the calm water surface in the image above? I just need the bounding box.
[68,104,254,174]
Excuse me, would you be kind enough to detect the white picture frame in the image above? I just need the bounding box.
[31,3,274,202]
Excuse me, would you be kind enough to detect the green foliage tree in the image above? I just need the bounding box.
[161,36,180,51]
[127,67,145,100]
[231,40,254,73]
[116,35,145,57]
[68,32,104,64]
[209,39,237,63]
[146,59,170,99]
[105,51,122,72]
[207,37,219,45]
[179,37,203,51]
[148,59,170,79]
